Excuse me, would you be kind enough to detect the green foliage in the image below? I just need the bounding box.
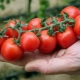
[6,0,10,4]
[26,0,50,22]
[0,4,5,10]
[0,0,4,3]
[0,0,15,10]
[63,0,80,5]
[37,0,49,18]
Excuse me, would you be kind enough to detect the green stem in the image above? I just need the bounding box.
[27,0,32,16]
[13,29,21,46]
[0,26,11,36]
[21,18,75,33]
[0,14,75,45]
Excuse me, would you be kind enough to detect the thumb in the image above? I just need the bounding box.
[25,59,48,74]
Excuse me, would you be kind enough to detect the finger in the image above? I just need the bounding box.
[25,49,71,74]
[25,59,49,74]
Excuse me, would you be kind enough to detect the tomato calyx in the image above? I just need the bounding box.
[48,27,55,36]
[56,13,75,32]
[12,18,27,29]
[58,23,66,32]
[41,18,47,26]
[1,13,75,46]
[5,17,27,30]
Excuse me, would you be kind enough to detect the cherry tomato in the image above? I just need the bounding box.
[5,20,18,38]
[46,17,54,26]
[46,17,61,31]
[1,38,24,61]
[61,6,80,19]
[27,18,43,30]
[20,32,40,52]
[5,20,27,38]
[38,30,57,54]
[46,17,57,31]
[74,15,80,36]
[0,37,7,49]
[57,27,77,48]
[22,25,27,30]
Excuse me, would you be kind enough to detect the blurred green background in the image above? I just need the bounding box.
[0,0,80,80]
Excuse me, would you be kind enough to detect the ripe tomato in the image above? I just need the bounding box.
[27,18,43,30]
[1,38,24,61]
[74,15,80,36]
[5,20,18,38]
[46,17,57,31]
[38,30,57,54]
[46,17,54,26]
[5,20,27,38]
[61,6,80,19]
[46,17,62,31]
[20,32,40,52]
[0,37,7,49]
[57,27,77,48]
[22,25,27,30]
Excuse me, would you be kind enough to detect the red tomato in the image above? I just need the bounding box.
[20,32,40,52]
[61,6,80,19]
[1,38,24,61]
[38,30,57,54]
[46,17,61,31]
[22,25,27,30]
[46,17,54,26]
[5,20,18,38]
[27,18,43,30]
[46,17,57,31]
[0,37,7,49]
[57,27,77,48]
[21,25,28,36]
[74,15,80,36]
[5,20,27,38]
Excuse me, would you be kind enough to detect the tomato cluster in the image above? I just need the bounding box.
[0,6,80,61]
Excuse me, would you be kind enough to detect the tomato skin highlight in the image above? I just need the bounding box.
[74,15,80,36]
[5,20,18,38]
[38,30,57,54]
[5,20,27,38]
[20,32,40,52]
[61,6,80,19]
[5,28,18,38]
[1,38,24,61]
[27,18,43,30]
[57,27,78,48]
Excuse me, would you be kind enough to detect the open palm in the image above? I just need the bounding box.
[1,40,80,74]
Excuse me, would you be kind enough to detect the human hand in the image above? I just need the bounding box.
[1,40,80,74]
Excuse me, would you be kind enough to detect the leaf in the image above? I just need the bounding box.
[0,4,5,10]
[0,0,4,3]
[6,0,10,4]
